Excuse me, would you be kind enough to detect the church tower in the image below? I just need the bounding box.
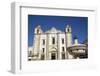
[65,25,72,47]
[32,25,42,60]
[65,25,73,59]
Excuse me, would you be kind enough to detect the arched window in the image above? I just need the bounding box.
[37,29,39,33]
[67,28,69,32]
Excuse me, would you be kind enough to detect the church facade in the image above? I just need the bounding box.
[28,25,87,61]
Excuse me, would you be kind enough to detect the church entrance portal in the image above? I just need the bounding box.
[51,53,56,60]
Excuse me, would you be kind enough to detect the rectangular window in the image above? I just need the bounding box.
[42,39,45,45]
[62,53,65,59]
[52,37,55,44]
[62,47,65,52]
[42,48,45,53]
[62,38,64,44]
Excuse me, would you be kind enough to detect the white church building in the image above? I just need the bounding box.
[28,25,87,61]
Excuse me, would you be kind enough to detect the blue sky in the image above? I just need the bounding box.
[28,15,88,47]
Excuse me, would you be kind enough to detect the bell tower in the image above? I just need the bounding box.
[65,25,72,47]
[34,25,42,34]
[65,25,73,59]
[32,25,42,60]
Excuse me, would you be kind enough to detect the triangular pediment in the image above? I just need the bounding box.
[45,27,63,33]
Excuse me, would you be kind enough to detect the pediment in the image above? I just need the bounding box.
[45,27,63,33]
